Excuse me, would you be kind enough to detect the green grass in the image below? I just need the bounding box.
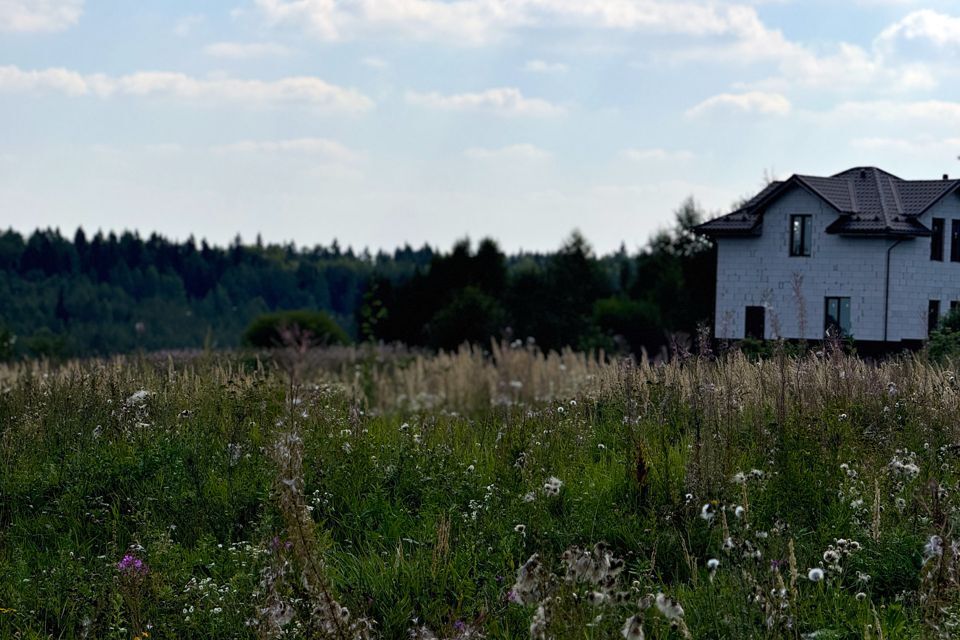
[0,351,957,639]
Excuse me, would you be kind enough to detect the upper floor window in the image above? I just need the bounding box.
[951,220,960,262]
[790,214,812,257]
[931,218,944,261]
[929,300,941,335]
[824,296,851,337]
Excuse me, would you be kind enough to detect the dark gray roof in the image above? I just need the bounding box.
[697,167,960,238]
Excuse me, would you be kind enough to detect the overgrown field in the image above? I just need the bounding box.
[1,345,958,639]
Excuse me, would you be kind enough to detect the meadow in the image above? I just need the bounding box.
[0,342,958,639]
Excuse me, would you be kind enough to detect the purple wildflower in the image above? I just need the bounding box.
[117,553,148,576]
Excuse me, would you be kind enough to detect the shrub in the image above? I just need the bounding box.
[242,310,349,348]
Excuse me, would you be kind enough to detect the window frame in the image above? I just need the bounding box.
[929,299,941,335]
[951,219,960,262]
[824,296,851,337]
[789,214,812,257]
[931,218,945,261]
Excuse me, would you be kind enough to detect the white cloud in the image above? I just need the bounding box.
[406,87,564,116]
[464,144,551,160]
[524,59,568,74]
[622,148,695,161]
[851,136,960,155]
[203,41,291,59]
[0,65,375,112]
[173,13,204,37]
[251,0,793,45]
[876,10,960,50]
[0,0,82,32]
[818,100,960,129]
[686,91,790,117]
[211,138,361,162]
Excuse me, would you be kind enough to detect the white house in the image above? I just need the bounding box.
[696,167,960,346]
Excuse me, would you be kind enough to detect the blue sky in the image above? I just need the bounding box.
[2,0,960,253]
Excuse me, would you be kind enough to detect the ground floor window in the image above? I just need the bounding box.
[824,297,850,337]
[745,306,765,339]
[929,300,941,335]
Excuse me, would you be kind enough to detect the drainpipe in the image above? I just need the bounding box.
[884,238,904,342]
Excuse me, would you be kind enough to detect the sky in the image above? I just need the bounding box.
[2,1,960,254]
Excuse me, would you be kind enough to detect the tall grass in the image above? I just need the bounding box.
[0,344,957,638]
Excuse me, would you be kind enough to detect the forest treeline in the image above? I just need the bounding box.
[0,198,715,359]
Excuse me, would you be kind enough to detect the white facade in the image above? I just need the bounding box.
[714,184,960,342]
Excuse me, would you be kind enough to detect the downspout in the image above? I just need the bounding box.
[884,238,903,342]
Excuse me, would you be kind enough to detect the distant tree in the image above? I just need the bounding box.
[428,286,506,351]
[243,310,349,349]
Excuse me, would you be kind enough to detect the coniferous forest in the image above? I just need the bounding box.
[0,198,715,359]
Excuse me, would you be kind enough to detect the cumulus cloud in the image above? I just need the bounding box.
[622,148,695,161]
[0,65,374,112]
[464,144,551,160]
[686,91,791,117]
[203,41,291,58]
[876,10,960,50]
[524,59,568,74]
[0,0,82,32]
[406,87,564,116]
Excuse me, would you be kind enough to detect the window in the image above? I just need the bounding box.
[790,215,812,257]
[745,306,765,340]
[824,297,851,337]
[931,218,944,261]
[952,220,960,262]
[929,300,941,335]
[952,300,960,313]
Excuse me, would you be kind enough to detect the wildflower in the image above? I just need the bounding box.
[543,476,563,497]
[655,593,684,621]
[700,503,716,523]
[734,506,745,519]
[514,524,526,535]
[707,558,720,571]
[621,614,645,640]
[807,568,825,582]
[126,390,151,405]
[732,472,747,485]
[466,465,475,473]
[856,592,867,601]
[116,553,148,576]
[522,491,537,503]
[923,535,943,561]
[529,604,548,640]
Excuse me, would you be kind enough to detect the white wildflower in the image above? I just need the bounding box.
[621,614,645,640]
[807,568,825,582]
[654,593,684,621]
[543,476,563,497]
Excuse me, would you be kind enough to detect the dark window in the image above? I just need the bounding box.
[824,297,851,337]
[951,220,960,262]
[952,300,960,313]
[931,218,944,261]
[929,300,941,335]
[745,306,765,340]
[790,215,812,257]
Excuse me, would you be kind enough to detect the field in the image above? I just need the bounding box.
[1,343,958,639]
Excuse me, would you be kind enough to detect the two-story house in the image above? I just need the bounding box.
[696,167,960,346]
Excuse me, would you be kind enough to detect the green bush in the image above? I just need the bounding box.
[242,309,349,348]
[928,306,960,361]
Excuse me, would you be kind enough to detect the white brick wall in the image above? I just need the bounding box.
[712,185,950,341]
